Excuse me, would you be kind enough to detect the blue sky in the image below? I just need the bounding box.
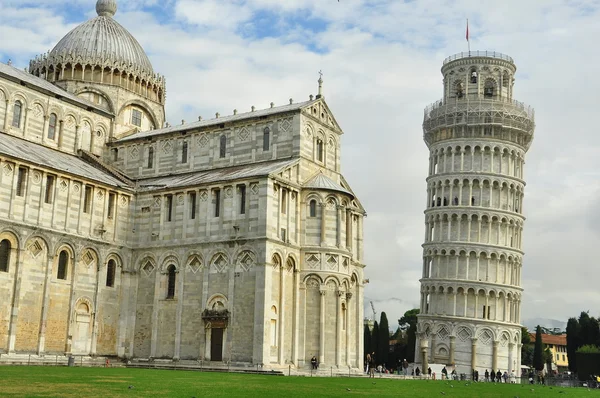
[1,0,600,329]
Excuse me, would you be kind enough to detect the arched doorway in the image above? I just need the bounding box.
[73,301,92,354]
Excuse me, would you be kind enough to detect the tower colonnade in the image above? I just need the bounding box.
[416,51,535,375]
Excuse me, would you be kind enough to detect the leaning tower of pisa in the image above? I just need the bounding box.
[415,51,535,375]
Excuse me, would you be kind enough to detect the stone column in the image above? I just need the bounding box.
[292,270,300,365]
[345,293,352,366]
[149,266,161,358]
[471,338,478,372]
[320,203,326,246]
[449,336,456,365]
[357,216,363,262]
[452,293,457,316]
[492,340,499,371]
[508,342,515,372]
[278,267,285,364]
[336,291,343,367]
[319,288,326,365]
[174,266,184,360]
[430,333,437,363]
[3,100,9,131]
[4,243,19,352]
[421,339,429,373]
[336,205,343,247]
[37,254,55,354]
[517,343,522,372]
[345,209,352,250]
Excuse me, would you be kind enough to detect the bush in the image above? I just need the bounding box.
[575,350,600,381]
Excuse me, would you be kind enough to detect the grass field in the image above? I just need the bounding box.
[1,367,599,397]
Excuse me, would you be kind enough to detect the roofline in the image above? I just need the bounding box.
[0,130,133,192]
[112,105,310,145]
[0,65,114,118]
[135,158,299,193]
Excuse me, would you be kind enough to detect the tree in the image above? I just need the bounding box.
[521,326,534,367]
[378,312,390,368]
[579,312,600,347]
[533,325,544,371]
[566,317,580,372]
[363,324,372,361]
[371,321,380,363]
[398,309,420,363]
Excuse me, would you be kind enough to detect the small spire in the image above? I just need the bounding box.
[198,116,203,121]
[181,119,185,125]
[289,98,293,105]
[96,0,117,17]
[216,112,220,118]
[309,94,314,101]
[7,59,12,66]
[316,70,324,99]
[251,106,255,112]
[270,102,274,108]
[233,109,238,115]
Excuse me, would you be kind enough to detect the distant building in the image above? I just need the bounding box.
[529,333,568,372]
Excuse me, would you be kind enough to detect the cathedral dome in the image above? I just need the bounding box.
[44,0,154,77]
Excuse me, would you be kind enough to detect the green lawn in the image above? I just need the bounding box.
[0,366,599,397]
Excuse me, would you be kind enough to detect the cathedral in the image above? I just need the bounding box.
[0,0,366,368]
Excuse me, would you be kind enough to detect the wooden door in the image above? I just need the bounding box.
[211,328,224,361]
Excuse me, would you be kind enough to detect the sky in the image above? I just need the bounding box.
[1,0,599,331]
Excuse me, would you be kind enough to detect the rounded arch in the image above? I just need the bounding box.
[0,229,21,249]
[54,241,76,260]
[271,251,283,268]
[207,293,228,310]
[303,273,323,285]
[74,87,115,113]
[138,254,157,270]
[10,91,29,107]
[285,254,298,271]
[161,253,180,272]
[117,99,159,128]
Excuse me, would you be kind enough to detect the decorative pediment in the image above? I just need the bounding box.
[300,98,342,133]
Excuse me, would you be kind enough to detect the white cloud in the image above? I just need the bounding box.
[1,0,599,330]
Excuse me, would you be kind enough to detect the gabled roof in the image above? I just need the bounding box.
[0,132,131,189]
[529,333,567,346]
[136,158,299,191]
[0,63,112,116]
[115,99,320,143]
[304,172,353,198]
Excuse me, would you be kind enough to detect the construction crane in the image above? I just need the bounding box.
[370,301,377,321]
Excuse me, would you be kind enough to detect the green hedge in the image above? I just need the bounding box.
[576,351,600,381]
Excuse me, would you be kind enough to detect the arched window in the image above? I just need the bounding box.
[166,264,176,299]
[502,71,510,88]
[106,259,116,287]
[309,200,317,217]
[0,239,10,272]
[484,79,495,98]
[316,139,323,162]
[182,141,188,164]
[48,113,57,140]
[219,135,227,158]
[470,67,478,83]
[456,82,464,99]
[263,127,270,151]
[147,147,154,168]
[12,101,22,128]
[57,250,69,280]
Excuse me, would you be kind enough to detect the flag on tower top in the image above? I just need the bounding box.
[466,19,469,41]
